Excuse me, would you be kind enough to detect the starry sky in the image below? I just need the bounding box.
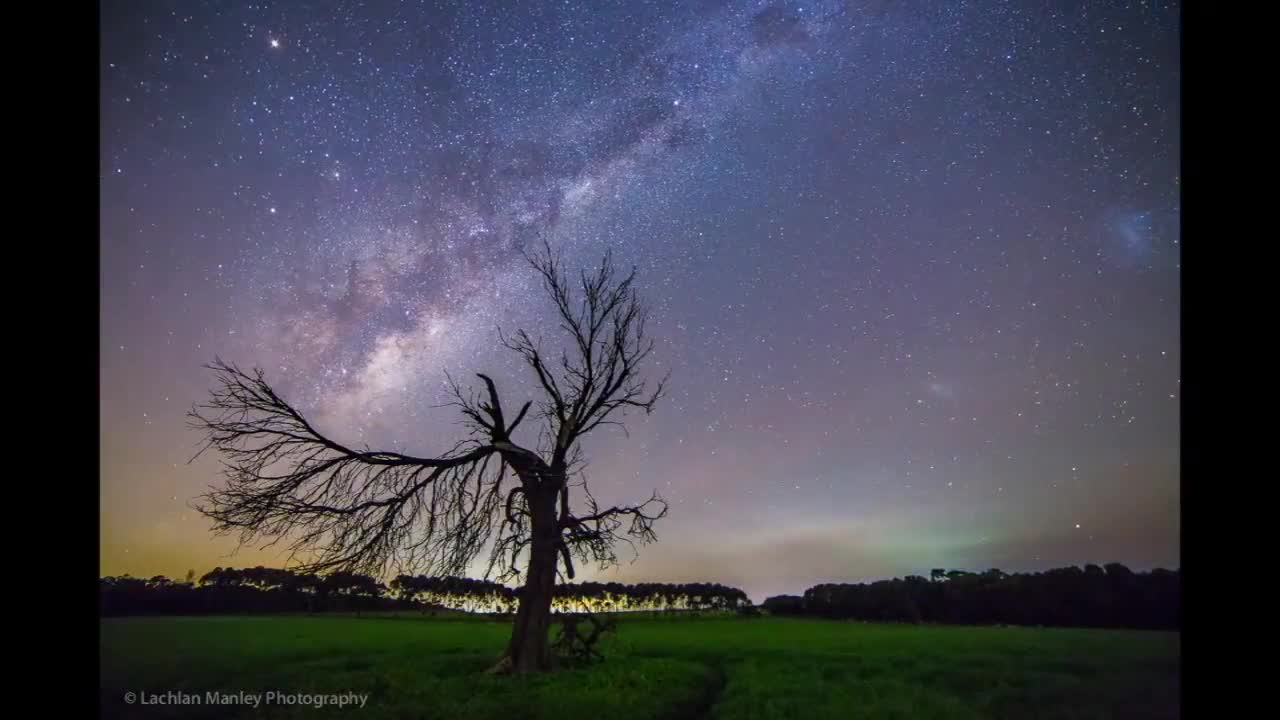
[100,0,1180,603]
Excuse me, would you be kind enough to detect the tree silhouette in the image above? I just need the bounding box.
[98,564,1177,630]
[188,241,669,674]
[99,569,756,620]
[789,564,1180,629]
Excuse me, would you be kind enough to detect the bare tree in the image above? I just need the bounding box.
[189,240,668,674]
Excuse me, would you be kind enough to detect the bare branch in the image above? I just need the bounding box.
[519,239,670,465]
[507,401,533,437]
[558,491,669,572]
[188,359,505,579]
[189,242,670,607]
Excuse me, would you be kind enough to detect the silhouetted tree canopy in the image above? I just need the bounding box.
[99,567,752,619]
[186,241,670,673]
[102,562,1176,631]
[762,564,1179,630]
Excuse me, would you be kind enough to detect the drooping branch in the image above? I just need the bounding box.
[189,358,509,579]
[558,542,576,581]
[505,486,528,525]
[558,489,669,571]
[563,492,669,531]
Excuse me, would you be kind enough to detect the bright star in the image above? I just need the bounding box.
[270,39,280,49]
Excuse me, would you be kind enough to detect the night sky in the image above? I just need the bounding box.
[100,1,1180,603]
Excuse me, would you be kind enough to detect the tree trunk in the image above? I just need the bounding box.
[498,487,559,674]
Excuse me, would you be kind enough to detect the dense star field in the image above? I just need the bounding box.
[100,0,1180,602]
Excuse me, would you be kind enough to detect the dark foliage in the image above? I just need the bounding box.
[764,564,1179,630]
[389,574,517,613]
[102,563,1177,631]
[99,567,409,616]
[99,567,751,618]
[547,581,750,613]
[761,595,805,615]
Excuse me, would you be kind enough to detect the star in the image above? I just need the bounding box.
[98,0,1181,603]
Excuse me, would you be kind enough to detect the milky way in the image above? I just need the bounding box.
[101,1,1180,602]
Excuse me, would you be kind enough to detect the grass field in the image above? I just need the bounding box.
[100,614,1179,720]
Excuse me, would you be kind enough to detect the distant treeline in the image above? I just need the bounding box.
[99,566,751,617]
[100,568,413,616]
[390,575,750,614]
[761,564,1180,630]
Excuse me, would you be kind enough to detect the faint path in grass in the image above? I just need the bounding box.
[663,661,726,720]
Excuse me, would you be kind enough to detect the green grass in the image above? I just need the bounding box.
[100,615,1178,720]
